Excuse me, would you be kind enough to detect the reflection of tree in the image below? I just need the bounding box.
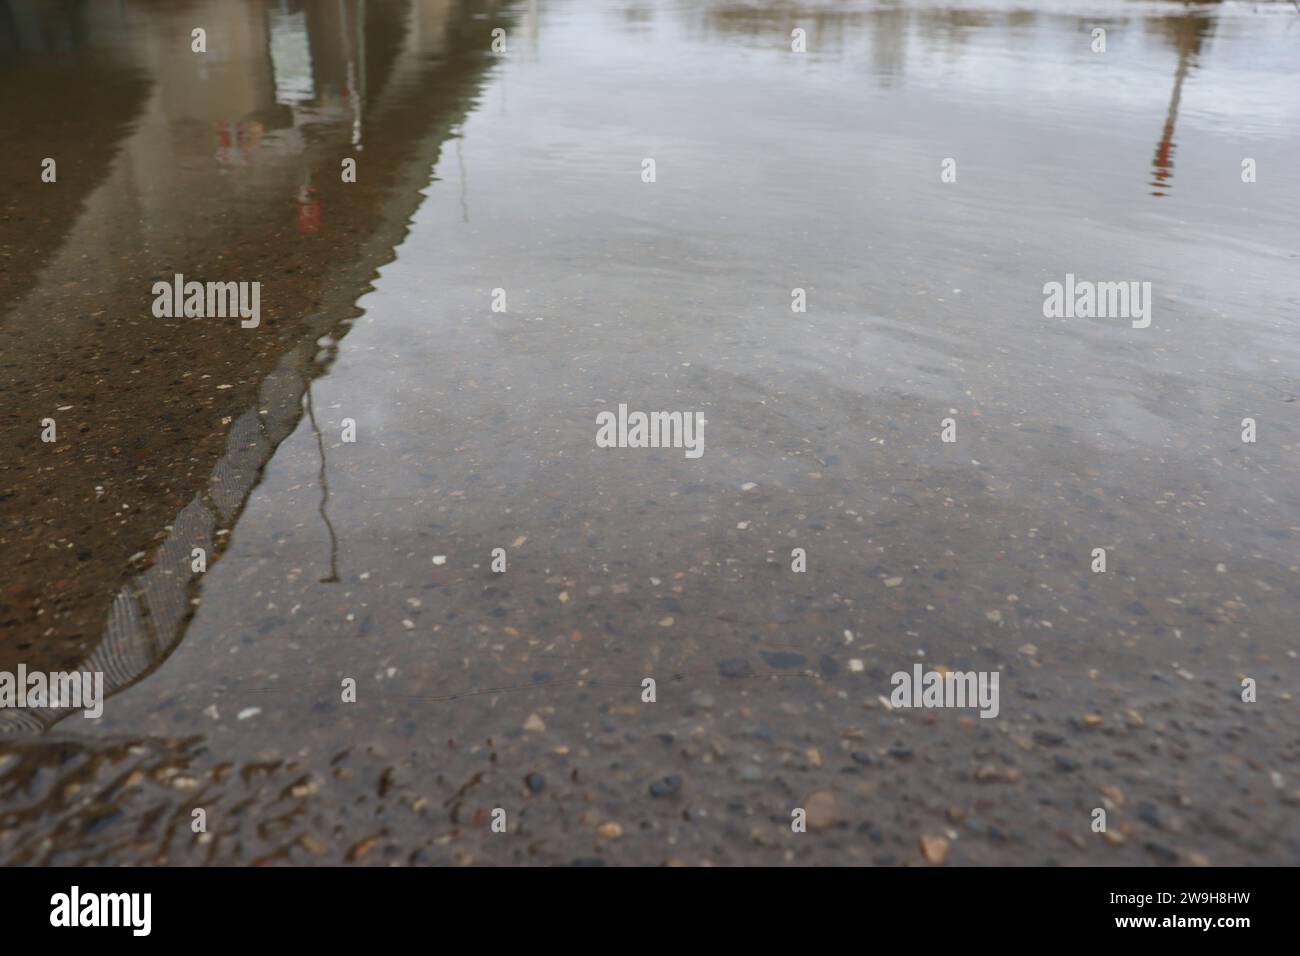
[305,381,341,584]
[1147,13,1215,197]
[870,7,906,86]
[691,2,1042,87]
[696,3,877,59]
[914,8,998,57]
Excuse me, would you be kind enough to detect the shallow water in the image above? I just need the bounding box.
[1,0,1298,865]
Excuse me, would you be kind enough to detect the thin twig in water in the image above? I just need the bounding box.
[305,382,341,583]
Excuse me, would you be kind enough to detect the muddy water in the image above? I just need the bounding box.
[1,0,1298,865]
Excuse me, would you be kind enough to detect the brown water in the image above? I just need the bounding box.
[1,0,1298,866]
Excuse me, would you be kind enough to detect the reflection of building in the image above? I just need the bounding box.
[269,6,316,105]
[0,0,509,733]
[0,0,494,322]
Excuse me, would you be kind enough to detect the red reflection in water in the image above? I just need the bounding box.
[298,185,322,233]
[214,120,264,166]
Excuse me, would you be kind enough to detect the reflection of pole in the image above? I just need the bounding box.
[297,170,321,233]
[1149,49,1189,196]
[359,0,367,124]
[305,382,341,583]
[457,135,469,223]
[340,0,364,149]
[1149,16,1209,198]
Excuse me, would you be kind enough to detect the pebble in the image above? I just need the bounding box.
[761,650,805,669]
[348,837,378,861]
[919,834,950,864]
[1137,801,1164,830]
[299,834,329,856]
[523,713,546,732]
[718,658,753,679]
[1145,842,1178,864]
[689,690,715,710]
[649,775,682,798]
[804,791,838,831]
[525,772,545,794]
[597,822,623,839]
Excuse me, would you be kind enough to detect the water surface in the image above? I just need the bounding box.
[1,0,1297,865]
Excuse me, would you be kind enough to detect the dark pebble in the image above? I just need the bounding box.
[760,651,806,669]
[649,775,682,798]
[86,810,123,835]
[1143,842,1178,864]
[1137,801,1164,830]
[856,821,885,844]
[718,658,753,679]
[525,772,545,794]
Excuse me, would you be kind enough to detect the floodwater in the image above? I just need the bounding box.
[1,0,1298,865]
